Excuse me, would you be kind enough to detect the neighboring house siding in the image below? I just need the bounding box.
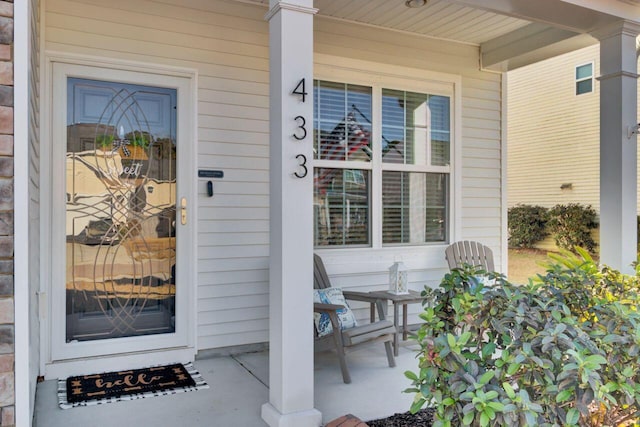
[28,0,40,419]
[0,1,13,426]
[508,44,640,214]
[44,0,503,349]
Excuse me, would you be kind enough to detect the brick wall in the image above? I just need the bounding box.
[0,1,13,426]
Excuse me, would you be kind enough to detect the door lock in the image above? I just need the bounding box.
[180,197,187,225]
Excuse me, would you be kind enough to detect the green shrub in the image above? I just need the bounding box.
[406,249,640,427]
[546,204,597,252]
[508,204,548,248]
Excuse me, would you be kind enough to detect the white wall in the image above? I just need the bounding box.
[44,0,504,349]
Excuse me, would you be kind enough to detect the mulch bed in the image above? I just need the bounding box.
[367,408,434,427]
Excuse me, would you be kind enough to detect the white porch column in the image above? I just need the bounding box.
[596,21,640,274]
[262,2,322,427]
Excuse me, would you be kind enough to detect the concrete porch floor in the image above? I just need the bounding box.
[33,342,421,426]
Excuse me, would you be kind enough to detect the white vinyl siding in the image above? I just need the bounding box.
[45,0,270,351]
[45,0,503,349]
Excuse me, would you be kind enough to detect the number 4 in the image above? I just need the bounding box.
[292,78,307,103]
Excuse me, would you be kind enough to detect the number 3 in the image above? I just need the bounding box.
[294,154,307,178]
[293,116,307,140]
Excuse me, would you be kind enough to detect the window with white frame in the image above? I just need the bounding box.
[575,62,594,95]
[313,79,451,247]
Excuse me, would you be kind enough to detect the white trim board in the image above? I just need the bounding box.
[14,0,33,425]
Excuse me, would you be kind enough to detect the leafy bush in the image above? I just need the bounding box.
[406,249,640,427]
[508,204,549,248]
[546,204,597,252]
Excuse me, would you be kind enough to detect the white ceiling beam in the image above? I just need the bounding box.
[559,0,640,22]
[449,0,620,33]
[481,23,598,70]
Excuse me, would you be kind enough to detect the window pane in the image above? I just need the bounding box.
[576,63,592,80]
[382,90,450,166]
[382,89,427,165]
[314,168,370,246]
[381,89,405,164]
[382,172,447,244]
[429,96,450,166]
[314,81,372,162]
[576,79,592,95]
[65,78,177,342]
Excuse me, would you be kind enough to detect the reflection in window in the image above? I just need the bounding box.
[314,168,370,246]
[65,78,177,342]
[429,96,451,166]
[314,81,372,162]
[381,90,450,167]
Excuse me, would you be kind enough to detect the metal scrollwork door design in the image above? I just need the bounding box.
[65,78,177,342]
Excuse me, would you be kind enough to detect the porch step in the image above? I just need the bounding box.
[325,413,369,427]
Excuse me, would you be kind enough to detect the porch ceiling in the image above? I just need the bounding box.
[254,0,639,70]
[256,0,532,45]
[302,0,533,45]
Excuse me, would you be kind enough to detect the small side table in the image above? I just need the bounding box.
[367,290,424,356]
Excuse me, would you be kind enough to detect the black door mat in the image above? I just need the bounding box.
[57,362,209,409]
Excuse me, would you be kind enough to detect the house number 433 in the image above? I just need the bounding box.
[292,78,308,178]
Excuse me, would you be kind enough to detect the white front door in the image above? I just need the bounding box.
[47,62,196,369]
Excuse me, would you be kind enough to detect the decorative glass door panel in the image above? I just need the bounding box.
[65,78,177,342]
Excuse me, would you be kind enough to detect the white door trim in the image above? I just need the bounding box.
[13,0,33,425]
[41,56,198,377]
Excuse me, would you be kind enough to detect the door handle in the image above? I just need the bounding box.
[180,197,187,225]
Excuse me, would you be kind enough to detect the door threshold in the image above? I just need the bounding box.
[44,346,196,380]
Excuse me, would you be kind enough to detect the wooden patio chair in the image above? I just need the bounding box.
[445,240,495,272]
[313,254,396,384]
